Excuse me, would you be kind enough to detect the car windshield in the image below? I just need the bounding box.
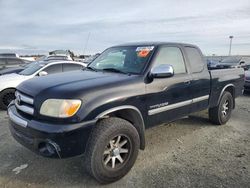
[88,46,155,74]
[19,62,45,75]
[221,57,241,64]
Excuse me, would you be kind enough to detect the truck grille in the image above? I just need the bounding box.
[15,91,34,115]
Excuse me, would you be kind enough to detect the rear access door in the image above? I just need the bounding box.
[183,46,210,113]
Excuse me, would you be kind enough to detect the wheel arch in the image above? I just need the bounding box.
[0,87,16,110]
[0,87,16,94]
[218,84,235,108]
[96,105,146,150]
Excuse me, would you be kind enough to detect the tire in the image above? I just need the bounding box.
[0,89,16,110]
[84,117,140,184]
[209,91,233,125]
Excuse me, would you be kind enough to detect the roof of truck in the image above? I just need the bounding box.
[114,42,198,48]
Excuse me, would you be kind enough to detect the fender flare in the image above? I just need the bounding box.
[96,105,146,150]
[217,84,235,106]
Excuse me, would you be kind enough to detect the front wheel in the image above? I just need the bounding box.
[0,89,16,110]
[209,91,233,125]
[84,117,140,184]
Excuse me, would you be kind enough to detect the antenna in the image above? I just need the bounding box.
[83,32,91,55]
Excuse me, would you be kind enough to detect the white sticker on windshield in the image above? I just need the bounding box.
[136,46,154,51]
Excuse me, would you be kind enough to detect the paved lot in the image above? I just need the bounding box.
[0,95,249,188]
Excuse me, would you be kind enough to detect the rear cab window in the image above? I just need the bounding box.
[185,47,204,73]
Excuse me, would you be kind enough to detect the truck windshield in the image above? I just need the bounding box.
[19,62,45,75]
[88,46,155,74]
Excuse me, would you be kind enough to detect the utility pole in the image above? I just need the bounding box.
[228,35,233,56]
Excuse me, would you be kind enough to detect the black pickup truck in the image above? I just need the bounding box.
[8,42,244,183]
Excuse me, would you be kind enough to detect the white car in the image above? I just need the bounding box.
[0,60,86,110]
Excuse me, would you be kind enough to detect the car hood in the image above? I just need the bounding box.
[0,73,28,81]
[0,73,30,91]
[17,70,139,97]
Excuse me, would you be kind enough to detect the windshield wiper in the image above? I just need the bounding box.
[102,68,128,75]
[85,66,98,72]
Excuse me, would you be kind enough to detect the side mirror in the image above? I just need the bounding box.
[38,71,48,76]
[240,61,245,65]
[151,64,174,78]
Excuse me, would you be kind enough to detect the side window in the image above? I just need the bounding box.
[153,47,186,74]
[63,64,83,72]
[185,47,204,73]
[6,59,23,65]
[0,59,7,65]
[43,64,63,74]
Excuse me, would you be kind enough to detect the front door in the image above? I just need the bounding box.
[145,45,193,127]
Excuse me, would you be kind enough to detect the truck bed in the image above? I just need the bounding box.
[209,68,244,108]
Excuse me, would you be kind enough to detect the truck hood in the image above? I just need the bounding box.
[17,70,138,97]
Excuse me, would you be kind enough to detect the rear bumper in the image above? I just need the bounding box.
[8,104,96,158]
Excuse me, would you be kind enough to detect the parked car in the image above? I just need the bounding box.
[8,42,244,183]
[49,50,73,56]
[0,66,26,76]
[0,53,19,58]
[244,70,250,92]
[216,56,250,70]
[49,50,75,60]
[207,59,220,69]
[0,57,30,70]
[0,61,86,109]
[0,60,44,76]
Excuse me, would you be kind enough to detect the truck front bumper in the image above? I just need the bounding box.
[8,104,96,158]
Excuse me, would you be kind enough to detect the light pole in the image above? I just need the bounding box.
[228,35,233,56]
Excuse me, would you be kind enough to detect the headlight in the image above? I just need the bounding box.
[40,99,81,118]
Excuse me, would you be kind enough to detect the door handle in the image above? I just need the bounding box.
[183,80,191,85]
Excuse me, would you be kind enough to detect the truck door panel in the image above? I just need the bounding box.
[145,46,193,127]
[184,46,210,113]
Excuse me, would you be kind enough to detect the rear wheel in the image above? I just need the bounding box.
[0,89,15,110]
[84,117,140,184]
[209,91,233,125]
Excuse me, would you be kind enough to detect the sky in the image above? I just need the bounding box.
[0,0,250,55]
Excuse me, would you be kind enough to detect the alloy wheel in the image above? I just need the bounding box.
[222,99,229,116]
[103,135,131,169]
